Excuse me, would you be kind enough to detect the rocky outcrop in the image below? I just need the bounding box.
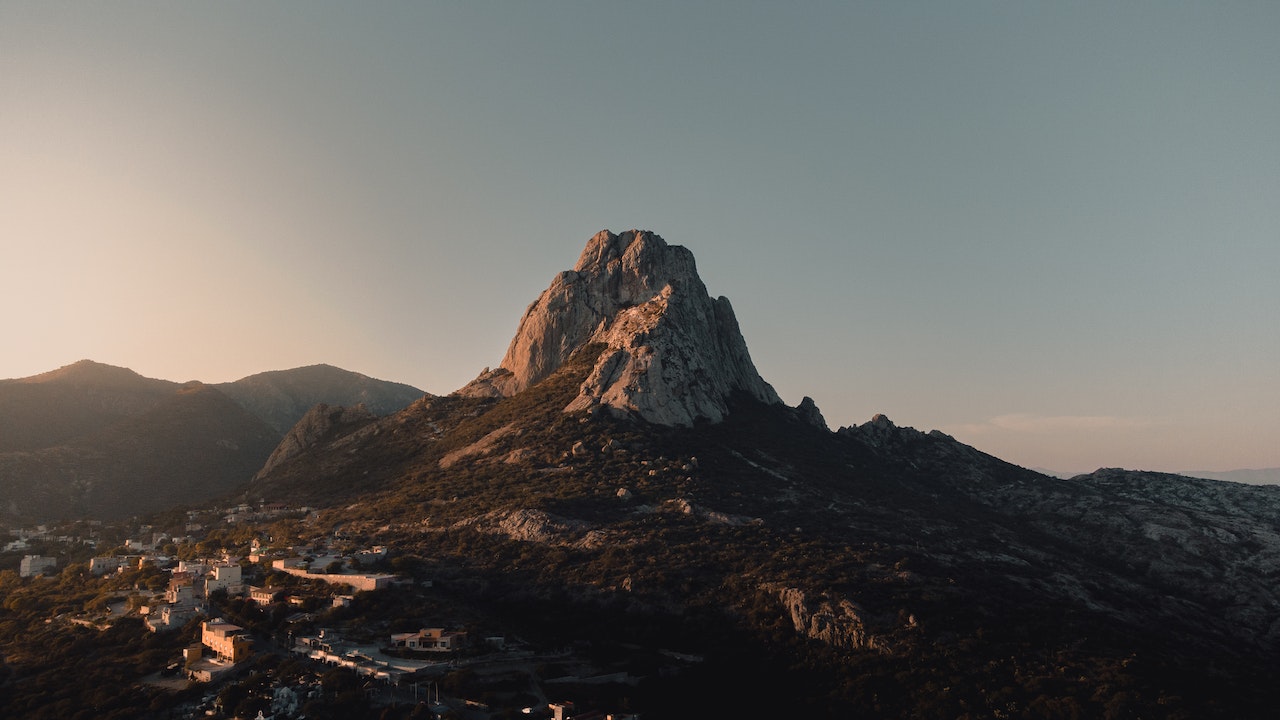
[457,230,780,425]
[452,508,618,549]
[1009,468,1280,646]
[255,403,377,479]
[796,396,828,430]
[838,413,923,448]
[439,423,520,469]
[767,585,886,652]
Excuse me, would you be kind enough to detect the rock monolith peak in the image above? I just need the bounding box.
[457,229,780,425]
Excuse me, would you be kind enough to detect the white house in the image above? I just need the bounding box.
[166,575,197,606]
[178,560,211,575]
[89,556,128,576]
[19,555,56,578]
[204,564,243,596]
[147,603,197,633]
[248,586,278,605]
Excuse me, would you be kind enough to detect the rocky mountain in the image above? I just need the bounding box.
[0,362,425,523]
[248,230,1280,717]
[458,229,779,425]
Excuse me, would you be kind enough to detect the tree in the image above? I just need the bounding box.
[217,683,247,714]
[58,563,88,587]
[322,667,358,695]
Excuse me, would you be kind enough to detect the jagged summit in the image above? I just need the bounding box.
[458,229,780,425]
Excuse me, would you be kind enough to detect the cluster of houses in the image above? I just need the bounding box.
[291,627,461,682]
[88,549,170,575]
[36,529,644,719]
[174,619,256,683]
[178,621,470,684]
[269,549,401,592]
[141,560,243,632]
[86,530,218,576]
[3,523,100,553]
[220,502,308,525]
[6,523,99,577]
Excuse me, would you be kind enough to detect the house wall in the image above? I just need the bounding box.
[19,555,56,578]
[201,621,252,662]
[391,628,466,651]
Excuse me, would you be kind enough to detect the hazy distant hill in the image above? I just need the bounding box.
[1036,465,1280,485]
[216,364,426,433]
[1182,467,1280,485]
[0,360,178,452]
[0,383,279,521]
[0,361,426,523]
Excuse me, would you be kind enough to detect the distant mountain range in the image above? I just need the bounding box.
[213,364,425,434]
[1033,465,1280,485]
[0,360,425,522]
[1179,467,1280,485]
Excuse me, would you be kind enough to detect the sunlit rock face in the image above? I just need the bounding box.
[457,229,780,425]
[254,402,376,479]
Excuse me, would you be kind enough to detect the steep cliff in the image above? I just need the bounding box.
[457,229,780,425]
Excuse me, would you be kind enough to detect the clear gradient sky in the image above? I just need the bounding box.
[2,3,1277,474]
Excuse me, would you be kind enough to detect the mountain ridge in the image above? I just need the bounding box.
[215,362,426,433]
[0,360,181,454]
[1033,465,1280,485]
[0,361,426,522]
[0,382,278,521]
[1179,467,1280,485]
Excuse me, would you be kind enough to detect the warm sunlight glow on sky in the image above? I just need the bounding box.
[2,3,1277,474]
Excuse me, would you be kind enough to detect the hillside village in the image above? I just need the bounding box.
[0,503,646,720]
